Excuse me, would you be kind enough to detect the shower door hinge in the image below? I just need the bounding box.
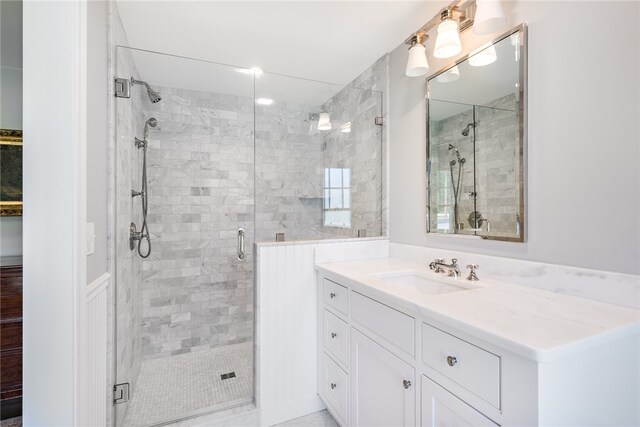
[113,383,130,404]
[375,116,384,126]
[114,77,131,99]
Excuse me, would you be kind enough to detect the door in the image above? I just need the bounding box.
[351,328,415,426]
[421,376,499,427]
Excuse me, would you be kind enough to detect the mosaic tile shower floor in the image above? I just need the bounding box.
[123,341,253,427]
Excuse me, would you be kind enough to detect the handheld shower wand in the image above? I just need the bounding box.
[131,117,157,258]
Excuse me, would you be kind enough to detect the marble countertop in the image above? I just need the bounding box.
[316,258,640,362]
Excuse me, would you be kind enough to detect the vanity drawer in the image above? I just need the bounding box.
[324,309,348,365]
[324,279,348,316]
[324,353,348,423]
[351,292,415,356]
[421,323,500,409]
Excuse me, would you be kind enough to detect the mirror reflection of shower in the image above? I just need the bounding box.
[448,143,466,230]
[461,121,476,136]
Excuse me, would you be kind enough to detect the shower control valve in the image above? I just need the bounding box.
[131,189,145,198]
[135,137,147,149]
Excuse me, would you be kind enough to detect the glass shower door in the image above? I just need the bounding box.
[114,47,255,427]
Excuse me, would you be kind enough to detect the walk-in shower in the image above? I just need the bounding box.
[113,46,383,426]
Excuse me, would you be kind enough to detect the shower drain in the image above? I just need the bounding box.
[220,371,236,380]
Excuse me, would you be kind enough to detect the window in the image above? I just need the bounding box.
[323,167,351,227]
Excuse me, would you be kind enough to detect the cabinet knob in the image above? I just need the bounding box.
[403,380,412,389]
[447,356,458,367]
[331,332,337,339]
[330,292,336,299]
[330,382,337,390]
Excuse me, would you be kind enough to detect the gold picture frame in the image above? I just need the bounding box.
[1,129,23,216]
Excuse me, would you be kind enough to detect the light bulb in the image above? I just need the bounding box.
[473,0,507,35]
[406,43,429,77]
[436,65,460,83]
[318,112,332,131]
[469,44,497,67]
[434,18,462,59]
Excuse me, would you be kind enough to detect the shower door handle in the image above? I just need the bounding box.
[237,228,245,261]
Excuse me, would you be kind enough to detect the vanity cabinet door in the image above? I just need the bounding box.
[351,328,415,427]
[421,376,498,427]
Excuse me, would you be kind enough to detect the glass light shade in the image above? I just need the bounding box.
[473,0,507,35]
[318,112,332,130]
[434,19,462,59]
[405,43,429,77]
[469,44,497,67]
[436,65,460,83]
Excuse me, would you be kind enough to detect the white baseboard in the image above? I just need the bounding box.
[260,395,326,426]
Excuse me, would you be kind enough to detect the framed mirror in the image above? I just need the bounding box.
[426,24,526,242]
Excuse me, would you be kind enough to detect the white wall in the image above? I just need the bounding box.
[0,0,23,258]
[87,0,109,281]
[389,1,640,275]
[23,0,86,424]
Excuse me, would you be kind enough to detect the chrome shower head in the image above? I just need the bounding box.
[131,77,162,103]
[462,122,476,136]
[143,117,158,140]
[146,87,162,103]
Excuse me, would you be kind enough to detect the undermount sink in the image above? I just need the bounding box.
[370,270,468,295]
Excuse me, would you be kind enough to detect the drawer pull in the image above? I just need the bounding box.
[330,292,336,299]
[331,332,337,339]
[330,382,337,390]
[403,380,412,389]
[447,356,458,367]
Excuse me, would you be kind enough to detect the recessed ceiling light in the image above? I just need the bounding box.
[236,67,263,77]
[256,98,274,106]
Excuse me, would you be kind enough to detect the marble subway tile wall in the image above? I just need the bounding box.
[474,94,520,237]
[254,102,325,242]
[114,46,146,425]
[140,86,255,359]
[430,94,519,238]
[320,55,387,238]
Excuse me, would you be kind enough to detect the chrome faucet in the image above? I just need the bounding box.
[429,258,461,277]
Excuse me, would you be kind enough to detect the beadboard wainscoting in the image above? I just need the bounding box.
[255,238,389,425]
[80,272,110,426]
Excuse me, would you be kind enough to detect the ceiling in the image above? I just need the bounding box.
[116,0,447,103]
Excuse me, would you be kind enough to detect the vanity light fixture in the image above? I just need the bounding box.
[468,44,497,66]
[434,9,463,58]
[404,0,507,76]
[436,65,460,83]
[340,121,352,133]
[318,112,332,131]
[256,98,274,105]
[473,0,507,35]
[405,31,429,77]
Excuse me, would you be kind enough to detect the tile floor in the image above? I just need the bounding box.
[123,341,253,427]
